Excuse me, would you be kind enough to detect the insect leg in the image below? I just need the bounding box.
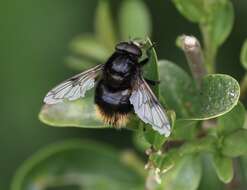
[139,42,156,67]
[144,78,160,86]
[139,57,149,66]
[146,42,156,56]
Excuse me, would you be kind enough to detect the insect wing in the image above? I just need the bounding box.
[44,64,104,104]
[130,77,171,136]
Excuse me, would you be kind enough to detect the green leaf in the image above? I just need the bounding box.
[241,39,247,70]
[119,0,151,40]
[179,136,216,156]
[144,38,159,95]
[133,130,151,152]
[217,102,245,135]
[172,0,206,23]
[205,0,234,48]
[158,60,240,120]
[173,0,234,74]
[160,155,202,190]
[158,60,196,118]
[66,56,98,71]
[154,136,216,172]
[240,156,247,185]
[171,119,198,140]
[70,35,111,62]
[153,149,180,172]
[39,93,105,128]
[39,92,139,130]
[195,74,240,119]
[141,39,167,149]
[11,140,144,190]
[95,0,117,50]
[120,150,147,178]
[222,129,247,157]
[173,0,234,48]
[198,154,224,190]
[144,127,167,150]
[212,154,233,183]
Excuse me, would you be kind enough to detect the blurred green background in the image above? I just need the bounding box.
[0,0,247,189]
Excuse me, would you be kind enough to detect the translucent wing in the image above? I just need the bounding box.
[44,64,104,104]
[130,76,171,136]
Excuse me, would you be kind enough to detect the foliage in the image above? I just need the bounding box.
[11,0,247,190]
[173,0,234,73]
[11,140,145,190]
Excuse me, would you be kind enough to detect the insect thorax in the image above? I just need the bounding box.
[103,53,138,89]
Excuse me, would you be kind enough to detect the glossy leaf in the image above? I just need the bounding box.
[212,154,233,183]
[119,0,151,40]
[39,93,138,130]
[160,155,202,190]
[172,0,206,23]
[217,102,245,135]
[95,0,117,50]
[195,74,240,119]
[241,39,247,70]
[142,39,168,148]
[11,140,144,190]
[222,129,247,157]
[70,35,111,62]
[39,93,106,128]
[158,60,240,120]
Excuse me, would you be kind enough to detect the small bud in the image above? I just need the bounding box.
[145,162,152,170]
[157,150,162,155]
[145,148,153,155]
[183,36,198,50]
[154,168,161,184]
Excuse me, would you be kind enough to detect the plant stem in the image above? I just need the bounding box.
[240,73,247,99]
[200,24,217,74]
[204,45,217,74]
[180,35,207,88]
[145,169,162,190]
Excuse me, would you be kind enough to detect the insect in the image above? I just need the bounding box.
[43,40,171,136]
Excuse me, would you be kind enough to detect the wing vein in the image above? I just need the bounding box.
[130,76,171,136]
[44,64,103,104]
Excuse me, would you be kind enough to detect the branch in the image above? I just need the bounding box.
[178,35,207,88]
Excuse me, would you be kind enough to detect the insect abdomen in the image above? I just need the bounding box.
[94,80,132,127]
